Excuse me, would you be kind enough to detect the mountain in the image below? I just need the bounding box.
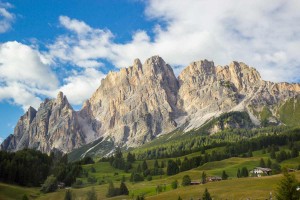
[1,56,300,154]
[0,92,86,153]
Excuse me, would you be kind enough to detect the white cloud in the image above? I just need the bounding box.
[48,1,300,82]
[50,68,104,105]
[1,0,300,113]
[0,2,14,33]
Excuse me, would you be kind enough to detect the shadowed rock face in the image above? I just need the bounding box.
[1,56,300,153]
[1,92,86,153]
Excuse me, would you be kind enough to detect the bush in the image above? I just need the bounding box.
[182,175,191,186]
[41,175,57,193]
[171,180,178,189]
[72,179,83,188]
[90,167,96,173]
[146,175,152,181]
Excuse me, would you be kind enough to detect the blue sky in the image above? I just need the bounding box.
[0,0,300,143]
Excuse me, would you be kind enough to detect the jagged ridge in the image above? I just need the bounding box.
[1,56,300,154]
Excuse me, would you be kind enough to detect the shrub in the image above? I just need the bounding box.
[41,175,57,193]
[182,175,191,186]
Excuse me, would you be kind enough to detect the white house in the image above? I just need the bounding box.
[250,167,272,177]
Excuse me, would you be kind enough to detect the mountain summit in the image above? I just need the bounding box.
[1,56,300,153]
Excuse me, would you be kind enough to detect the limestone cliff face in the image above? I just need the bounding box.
[1,56,300,153]
[82,56,179,146]
[0,92,86,153]
[177,60,300,130]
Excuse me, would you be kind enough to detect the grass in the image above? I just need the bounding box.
[1,145,300,200]
[279,96,300,126]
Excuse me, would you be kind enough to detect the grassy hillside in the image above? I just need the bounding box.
[279,96,300,126]
[1,146,300,200]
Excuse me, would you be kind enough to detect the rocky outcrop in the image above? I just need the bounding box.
[0,92,86,153]
[1,56,300,153]
[82,56,179,146]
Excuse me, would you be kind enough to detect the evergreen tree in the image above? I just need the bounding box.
[259,158,266,168]
[241,167,249,177]
[171,180,178,189]
[291,147,299,158]
[202,188,212,200]
[154,160,159,168]
[221,170,228,180]
[22,195,29,200]
[106,181,115,197]
[267,159,272,168]
[142,160,148,171]
[275,171,300,200]
[161,160,165,168]
[201,171,207,184]
[167,160,179,175]
[181,175,191,186]
[120,181,129,195]
[41,175,58,193]
[237,168,241,178]
[270,148,276,159]
[127,152,136,163]
[64,190,72,200]
[178,196,182,200]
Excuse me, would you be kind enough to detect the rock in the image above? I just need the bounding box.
[1,56,300,153]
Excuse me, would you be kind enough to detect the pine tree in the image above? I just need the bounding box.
[237,168,241,178]
[267,158,272,168]
[106,181,115,197]
[142,160,148,171]
[259,158,266,168]
[270,148,276,159]
[202,188,212,200]
[181,175,191,186]
[120,181,129,195]
[201,171,207,184]
[275,171,300,200]
[221,170,228,180]
[154,160,159,168]
[241,167,249,177]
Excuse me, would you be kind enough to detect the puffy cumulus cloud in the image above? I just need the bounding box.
[49,1,300,82]
[0,41,105,110]
[48,16,113,68]
[0,2,15,33]
[0,41,59,109]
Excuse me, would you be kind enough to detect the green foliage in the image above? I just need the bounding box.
[167,160,179,175]
[120,181,129,195]
[78,156,94,165]
[127,152,136,163]
[241,167,249,177]
[106,181,115,197]
[90,166,96,173]
[86,187,97,200]
[64,189,72,200]
[182,175,191,186]
[40,175,57,193]
[202,188,212,200]
[146,175,152,181]
[275,171,300,200]
[260,106,273,127]
[201,171,207,184]
[259,158,266,167]
[178,196,182,200]
[0,149,51,186]
[130,172,144,182]
[171,180,178,189]
[221,170,228,180]
[237,168,241,178]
